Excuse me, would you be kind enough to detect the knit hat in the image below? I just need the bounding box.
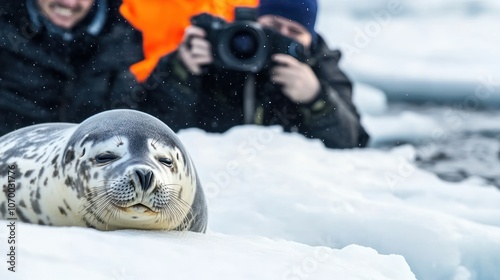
[258,0,318,40]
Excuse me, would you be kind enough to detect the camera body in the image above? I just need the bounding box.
[191,7,307,73]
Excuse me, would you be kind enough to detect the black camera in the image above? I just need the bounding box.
[190,7,307,73]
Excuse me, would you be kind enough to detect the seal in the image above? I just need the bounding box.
[0,109,207,232]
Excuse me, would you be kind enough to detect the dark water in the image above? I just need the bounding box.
[376,103,500,189]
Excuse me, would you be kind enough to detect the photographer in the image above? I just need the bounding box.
[145,0,369,149]
[0,0,142,135]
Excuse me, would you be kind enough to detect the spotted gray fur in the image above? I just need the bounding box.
[0,110,207,232]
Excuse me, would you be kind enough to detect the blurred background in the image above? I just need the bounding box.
[316,0,500,187]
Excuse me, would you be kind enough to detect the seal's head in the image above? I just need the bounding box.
[62,110,206,231]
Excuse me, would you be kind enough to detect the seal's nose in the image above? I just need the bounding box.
[135,169,154,191]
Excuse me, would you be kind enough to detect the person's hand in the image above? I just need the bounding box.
[178,26,213,75]
[270,54,321,103]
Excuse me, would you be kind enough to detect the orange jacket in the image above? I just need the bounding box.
[120,0,259,82]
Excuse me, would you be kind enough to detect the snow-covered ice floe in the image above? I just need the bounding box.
[1,126,500,279]
[0,223,414,280]
[181,126,500,280]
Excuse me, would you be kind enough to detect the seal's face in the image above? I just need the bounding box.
[62,111,197,231]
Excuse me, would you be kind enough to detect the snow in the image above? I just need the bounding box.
[363,111,442,146]
[353,83,388,116]
[0,223,415,280]
[317,0,500,105]
[179,127,500,280]
[353,83,444,147]
[3,127,499,279]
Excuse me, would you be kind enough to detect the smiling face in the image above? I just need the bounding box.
[37,0,95,30]
[258,14,313,50]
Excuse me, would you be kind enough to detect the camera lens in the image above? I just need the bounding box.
[217,23,268,72]
[230,31,258,59]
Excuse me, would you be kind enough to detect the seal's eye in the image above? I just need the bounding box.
[159,158,173,167]
[95,153,119,164]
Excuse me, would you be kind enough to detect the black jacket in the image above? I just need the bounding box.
[0,0,143,135]
[143,35,369,149]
